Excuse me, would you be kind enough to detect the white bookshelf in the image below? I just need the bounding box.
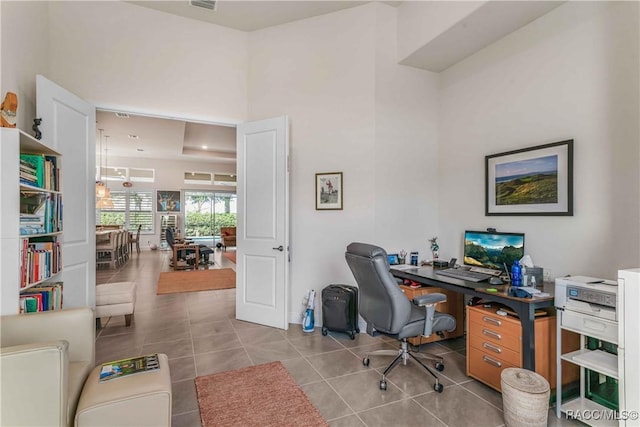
[0,128,63,314]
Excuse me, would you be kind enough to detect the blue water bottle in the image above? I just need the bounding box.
[511,261,522,286]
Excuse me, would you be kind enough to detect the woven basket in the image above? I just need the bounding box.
[501,368,550,427]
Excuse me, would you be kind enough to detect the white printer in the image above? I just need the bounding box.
[555,272,640,426]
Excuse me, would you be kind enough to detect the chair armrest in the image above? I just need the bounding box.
[0,307,95,365]
[412,293,447,306]
[0,341,69,426]
[412,293,447,337]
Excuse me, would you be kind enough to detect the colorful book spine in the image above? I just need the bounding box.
[19,154,45,188]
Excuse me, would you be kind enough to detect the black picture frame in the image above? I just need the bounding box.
[485,140,573,216]
[156,190,181,213]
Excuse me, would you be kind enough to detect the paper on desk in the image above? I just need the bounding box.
[520,254,535,268]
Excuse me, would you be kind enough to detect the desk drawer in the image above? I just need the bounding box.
[468,333,521,366]
[469,319,521,353]
[468,306,520,333]
[468,347,518,392]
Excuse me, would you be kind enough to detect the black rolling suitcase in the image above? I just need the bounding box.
[321,284,360,339]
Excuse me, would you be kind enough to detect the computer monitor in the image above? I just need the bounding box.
[463,230,524,271]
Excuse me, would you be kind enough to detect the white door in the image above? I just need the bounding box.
[236,116,289,329]
[37,75,96,308]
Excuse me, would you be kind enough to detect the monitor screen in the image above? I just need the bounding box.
[463,230,524,271]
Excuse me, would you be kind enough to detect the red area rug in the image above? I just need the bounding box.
[195,361,327,427]
[222,251,236,263]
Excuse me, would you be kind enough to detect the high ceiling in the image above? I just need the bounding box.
[127,1,377,32]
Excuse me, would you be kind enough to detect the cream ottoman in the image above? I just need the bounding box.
[95,281,136,327]
[75,353,172,426]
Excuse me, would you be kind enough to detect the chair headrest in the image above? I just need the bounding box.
[346,242,387,260]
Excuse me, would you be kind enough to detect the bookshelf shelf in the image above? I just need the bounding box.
[20,184,62,194]
[20,270,63,292]
[1,128,64,314]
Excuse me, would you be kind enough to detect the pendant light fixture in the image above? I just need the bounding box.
[95,129,107,198]
[96,134,114,209]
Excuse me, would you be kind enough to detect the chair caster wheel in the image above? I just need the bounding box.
[321,327,328,336]
[363,358,370,366]
[380,380,387,390]
[435,362,444,372]
[434,383,444,393]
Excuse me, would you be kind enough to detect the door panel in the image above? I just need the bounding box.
[236,116,289,329]
[37,75,96,308]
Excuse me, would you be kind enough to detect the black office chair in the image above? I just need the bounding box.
[166,228,214,266]
[345,242,456,392]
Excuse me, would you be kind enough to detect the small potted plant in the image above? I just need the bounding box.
[429,237,439,260]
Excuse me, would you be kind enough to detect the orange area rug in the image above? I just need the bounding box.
[195,361,327,427]
[222,251,236,263]
[156,268,235,295]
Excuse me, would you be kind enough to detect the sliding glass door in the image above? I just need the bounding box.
[184,191,236,247]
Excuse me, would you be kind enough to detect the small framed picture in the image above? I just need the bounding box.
[315,172,343,210]
[485,140,573,216]
[157,190,181,213]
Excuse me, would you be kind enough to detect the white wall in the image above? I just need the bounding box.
[45,1,248,125]
[0,1,49,131]
[248,3,438,321]
[438,1,640,280]
[373,4,440,254]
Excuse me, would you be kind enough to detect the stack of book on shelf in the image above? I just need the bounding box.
[19,282,63,313]
[19,158,39,187]
[20,238,62,287]
[19,154,58,190]
[19,193,62,235]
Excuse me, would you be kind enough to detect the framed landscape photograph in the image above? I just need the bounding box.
[157,190,181,213]
[316,172,343,210]
[485,140,573,216]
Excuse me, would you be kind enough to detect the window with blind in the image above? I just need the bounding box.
[98,190,153,232]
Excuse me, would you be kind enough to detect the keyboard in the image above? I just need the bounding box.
[435,268,493,282]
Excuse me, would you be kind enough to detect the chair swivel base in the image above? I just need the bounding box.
[362,339,445,393]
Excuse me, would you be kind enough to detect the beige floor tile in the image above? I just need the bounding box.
[327,370,408,413]
[357,398,447,427]
[413,384,505,427]
[302,380,354,421]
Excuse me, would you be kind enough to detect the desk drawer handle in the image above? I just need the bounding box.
[482,355,502,368]
[482,316,501,326]
[482,329,502,340]
[482,342,502,354]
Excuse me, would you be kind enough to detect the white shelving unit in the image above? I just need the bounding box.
[556,271,640,427]
[0,128,63,315]
[160,214,178,249]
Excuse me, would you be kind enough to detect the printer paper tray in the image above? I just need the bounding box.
[561,310,618,344]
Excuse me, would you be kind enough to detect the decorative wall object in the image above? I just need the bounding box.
[485,140,573,216]
[157,190,181,212]
[315,172,343,210]
[0,92,17,128]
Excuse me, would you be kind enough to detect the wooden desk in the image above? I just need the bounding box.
[391,266,555,371]
[172,244,199,270]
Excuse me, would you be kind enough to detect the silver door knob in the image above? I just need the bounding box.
[272,245,284,251]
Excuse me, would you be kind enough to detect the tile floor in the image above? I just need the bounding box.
[96,249,581,427]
